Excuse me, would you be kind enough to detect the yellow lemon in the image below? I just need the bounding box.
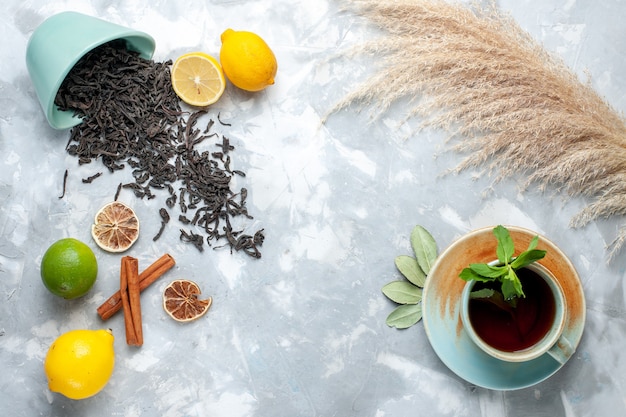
[219,29,277,92]
[44,329,115,400]
[171,52,226,106]
[40,238,98,299]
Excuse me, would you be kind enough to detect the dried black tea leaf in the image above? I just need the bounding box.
[55,40,264,257]
[58,169,68,199]
[82,172,102,184]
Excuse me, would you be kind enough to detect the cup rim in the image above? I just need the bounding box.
[460,261,567,363]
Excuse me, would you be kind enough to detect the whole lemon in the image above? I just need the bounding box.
[40,238,98,299]
[219,28,277,92]
[44,329,115,400]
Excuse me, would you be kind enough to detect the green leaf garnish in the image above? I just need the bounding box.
[510,249,547,270]
[469,288,496,299]
[469,288,515,315]
[468,263,506,278]
[382,225,438,329]
[410,225,438,275]
[394,255,426,287]
[501,269,523,300]
[381,281,423,304]
[461,225,546,303]
[459,267,491,282]
[493,225,515,264]
[386,304,423,329]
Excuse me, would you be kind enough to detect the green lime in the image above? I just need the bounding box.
[40,238,98,299]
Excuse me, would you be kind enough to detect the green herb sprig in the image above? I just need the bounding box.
[382,225,438,329]
[459,225,547,301]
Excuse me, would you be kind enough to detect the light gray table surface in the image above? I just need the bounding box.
[2,0,626,416]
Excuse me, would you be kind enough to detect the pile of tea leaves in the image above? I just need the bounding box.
[55,40,264,258]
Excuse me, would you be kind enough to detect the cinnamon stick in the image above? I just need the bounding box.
[120,256,138,346]
[125,256,143,346]
[97,254,175,320]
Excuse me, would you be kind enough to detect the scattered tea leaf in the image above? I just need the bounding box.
[55,41,264,258]
[386,303,423,329]
[394,255,426,287]
[410,225,437,274]
[382,281,423,304]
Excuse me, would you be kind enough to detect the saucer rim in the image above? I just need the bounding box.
[422,226,586,391]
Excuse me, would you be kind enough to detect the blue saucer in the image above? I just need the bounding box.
[422,226,586,390]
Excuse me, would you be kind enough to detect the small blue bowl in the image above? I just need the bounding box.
[26,11,155,129]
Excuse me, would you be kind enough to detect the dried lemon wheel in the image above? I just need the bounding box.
[163,279,212,322]
[171,52,226,107]
[91,201,139,253]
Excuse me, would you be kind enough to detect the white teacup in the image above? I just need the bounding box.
[461,262,574,364]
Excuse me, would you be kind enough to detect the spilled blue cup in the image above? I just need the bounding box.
[26,11,155,129]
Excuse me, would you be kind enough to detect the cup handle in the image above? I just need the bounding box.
[547,335,574,364]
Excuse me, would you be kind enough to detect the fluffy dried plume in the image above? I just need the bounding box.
[330,0,626,259]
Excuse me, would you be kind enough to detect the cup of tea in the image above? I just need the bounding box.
[460,262,574,364]
[26,11,155,130]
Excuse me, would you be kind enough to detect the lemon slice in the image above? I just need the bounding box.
[171,52,226,106]
[163,279,212,322]
[91,201,139,253]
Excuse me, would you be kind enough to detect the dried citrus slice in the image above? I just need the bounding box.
[91,201,139,253]
[162,279,212,322]
[171,52,226,107]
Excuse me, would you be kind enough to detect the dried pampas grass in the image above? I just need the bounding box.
[331,0,626,259]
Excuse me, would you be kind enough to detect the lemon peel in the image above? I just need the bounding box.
[44,329,115,400]
[219,29,277,92]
